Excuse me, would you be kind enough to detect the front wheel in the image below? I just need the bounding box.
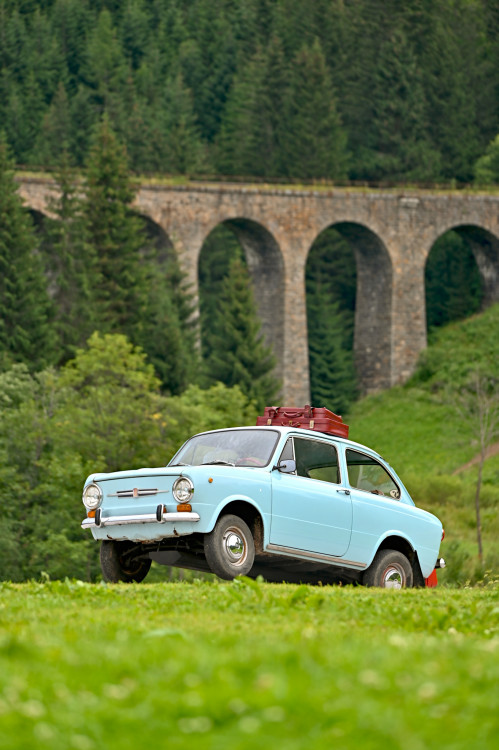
[100,540,152,583]
[363,549,413,588]
[204,514,255,580]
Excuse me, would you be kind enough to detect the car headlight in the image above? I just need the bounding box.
[82,483,103,510]
[172,477,194,503]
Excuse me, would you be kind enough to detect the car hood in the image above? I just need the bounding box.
[85,466,184,484]
[85,463,271,486]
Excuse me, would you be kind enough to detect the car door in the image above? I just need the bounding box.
[344,448,406,561]
[269,436,353,557]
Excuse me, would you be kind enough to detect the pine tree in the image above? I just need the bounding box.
[39,153,97,361]
[33,82,72,166]
[203,257,280,410]
[307,227,357,325]
[218,36,288,178]
[4,74,46,165]
[119,0,150,72]
[425,232,483,331]
[198,224,245,361]
[216,52,264,176]
[307,287,357,414]
[281,38,348,180]
[27,6,65,98]
[82,116,196,393]
[180,0,237,143]
[306,228,357,411]
[367,27,439,181]
[85,8,128,119]
[82,115,146,335]
[418,0,490,182]
[257,35,289,177]
[138,261,197,395]
[67,84,97,167]
[139,220,198,395]
[115,73,163,173]
[271,1,316,58]
[0,133,56,371]
[160,72,208,175]
[50,0,91,96]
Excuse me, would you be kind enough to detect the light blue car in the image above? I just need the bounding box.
[81,426,445,588]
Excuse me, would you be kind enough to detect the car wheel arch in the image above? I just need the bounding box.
[213,499,265,554]
[377,538,425,587]
[373,533,416,566]
[363,548,414,588]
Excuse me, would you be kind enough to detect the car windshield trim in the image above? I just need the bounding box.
[201,459,236,466]
[168,429,280,468]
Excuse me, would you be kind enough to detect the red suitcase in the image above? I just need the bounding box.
[256,405,349,439]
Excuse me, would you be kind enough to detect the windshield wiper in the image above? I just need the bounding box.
[201,460,235,466]
[169,462,190,467]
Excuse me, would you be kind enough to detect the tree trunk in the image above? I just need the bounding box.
[475,453,485,566]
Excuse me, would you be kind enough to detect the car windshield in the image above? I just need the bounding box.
[169,429,280,468]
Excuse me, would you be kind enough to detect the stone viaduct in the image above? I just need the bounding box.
[16,177,499,405]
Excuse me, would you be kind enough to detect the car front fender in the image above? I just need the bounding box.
[203,494,269,541]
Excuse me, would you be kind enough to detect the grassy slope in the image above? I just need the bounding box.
[346,304,499,580]
[0,580,498,750]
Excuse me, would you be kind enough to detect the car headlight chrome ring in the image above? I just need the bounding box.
[172,477,194,503]
[82,483,103,510]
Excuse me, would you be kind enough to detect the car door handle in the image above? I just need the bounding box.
[336,488,350,495]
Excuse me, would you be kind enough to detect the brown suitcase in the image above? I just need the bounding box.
[256,405,349,439]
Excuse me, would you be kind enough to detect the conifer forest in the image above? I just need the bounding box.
[1,1,499,579]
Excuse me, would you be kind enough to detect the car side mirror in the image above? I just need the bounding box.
[274,459,296,474]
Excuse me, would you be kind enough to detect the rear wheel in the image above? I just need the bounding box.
[100,540,152,583]
[204,514,255,580]
[363,549,413,588]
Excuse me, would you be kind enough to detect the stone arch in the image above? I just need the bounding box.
[28,208,52,259]
[425,224,499,332]
[198,217,285,371]
[27,208,48,229]
[425,224,499,315]
[133,212,175,264]
[307,222,393,395]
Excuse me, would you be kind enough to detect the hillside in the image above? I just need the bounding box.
[347,304,499,583]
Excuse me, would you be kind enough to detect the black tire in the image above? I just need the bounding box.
[204,514,255,580]
[100,540,152,583]
[363,548,413,589]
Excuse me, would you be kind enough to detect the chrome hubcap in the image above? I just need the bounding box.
[382,565,405,589]
[223,528,247,565]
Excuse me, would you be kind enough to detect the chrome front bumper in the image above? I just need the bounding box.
[81,511,200,530]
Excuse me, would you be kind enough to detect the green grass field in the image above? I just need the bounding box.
[1,580,498,750]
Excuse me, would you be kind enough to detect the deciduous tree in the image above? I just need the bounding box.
[474,133,499,185]
[452,371,499,566]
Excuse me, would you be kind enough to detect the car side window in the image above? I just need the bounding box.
[276,438,297,473]
[294,437,340,484]
[346,449,400,499]
[279,438,295,463]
